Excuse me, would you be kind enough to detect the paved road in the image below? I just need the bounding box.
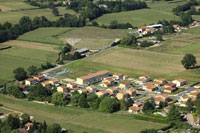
[169,87,195,100]
[42,44,118,75]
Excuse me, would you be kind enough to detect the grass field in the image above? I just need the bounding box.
[95,0,185,27]
[60,47,200,82]
[18,27,128,50]
[0,6,77,24]
[0,94,166,133]
[18,27,72,45]
[0,41,58,85]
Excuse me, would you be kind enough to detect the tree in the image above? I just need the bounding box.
[186,98,193,112]
[156,34,163,41]
[7,86,24,98]
[47,123,61,133]
[181,54,197,69]
[27,65,38,76]
[71,91,81,106]
[142,100,155,114]
[120,35,136,46]
[168,104,181,121]
[52,92,68,106]
[195,93,200,114]
[21,113,30,125]
[79,93,89,108]
[52,7,59,16]
[99,97,120,113]
[13,67,27,81]
[120,100,128,110]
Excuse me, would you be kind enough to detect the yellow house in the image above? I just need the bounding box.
[125,88,136,97]
[49,80,59,85]
[25,78,37,86]
[116,92,129,100]
[99,82,111,88]
[57,86,69,93]
[96,90,108,97]
[41,81,51,87]
[67,82,77,89]
[119,81,131,89]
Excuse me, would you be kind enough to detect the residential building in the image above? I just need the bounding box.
[128,102,143,114]
[154,94,170,105]
[116,92,129,100]
[194,84,200,89]
[33,75,45,82]
[25,78,37,86]
[76,70,110,85]
[106,88,119,96]
[67,82,77,89]
[86,86,97,92]
[41,81,51,88]
[125,88,136,97]
[172,79,187,87]
[57,86,69,93]
[164,83,176,88]
[143,83,157,92]
[119,81,131,89]
[113,73,123,80]
[96,90,109,97]
[163,87,177,93]
[49,80,59,85]
[99,81,111,88]
[154,78,167,86]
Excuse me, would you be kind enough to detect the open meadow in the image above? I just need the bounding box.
[0,40,58,85]
[95,0,185,27]
[18,27,128,50]
[0,94,166,133]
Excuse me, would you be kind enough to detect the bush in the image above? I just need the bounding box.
[133,114,168,124]
[140,41,154,47]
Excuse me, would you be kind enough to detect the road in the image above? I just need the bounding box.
[42,45,118,75]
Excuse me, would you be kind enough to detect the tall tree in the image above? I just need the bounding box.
[168,105,181,121]
[13,67,27,81]
[181,54,196,69]
[186,98,193,112]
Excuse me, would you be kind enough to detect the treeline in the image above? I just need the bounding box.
[0,14,85,43]
[172,0,200,15]
[0,113,65,133]
[24,0,63,8]
[67,0,147,20]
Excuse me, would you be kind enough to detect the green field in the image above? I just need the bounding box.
[0,94,166,133]
[0,42,58,85]
[95,0,185,27]
[18,27,72,45]
[18,27,128,49]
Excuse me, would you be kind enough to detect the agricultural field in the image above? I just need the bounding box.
[60,46,200,82]
[95,0,186,27]
[0,4,77,24]
[0,40,58,85]
[19,27,128,50]
[0,94,166,133]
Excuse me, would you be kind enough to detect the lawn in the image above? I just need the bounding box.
[95,0,185,27]
[0,94,166,133]
[0,44,58,85]
[17,27,72,45]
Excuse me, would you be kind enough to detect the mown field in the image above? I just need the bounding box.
[18,27,128,49]
[0,0,77,24]
[0,94,166,133]
[60,46,200,82]
[0,41,58,85]
[95,0,185,27]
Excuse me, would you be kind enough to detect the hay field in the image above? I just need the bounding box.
[95,0,185,27]
[0,94,166,133]
[18,27,72,45]
[60,27,128,50]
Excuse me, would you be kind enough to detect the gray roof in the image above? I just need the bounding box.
[75,48,89,53]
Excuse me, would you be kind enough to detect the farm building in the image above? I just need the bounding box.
[76,70,110,85]
[75,48,89,54]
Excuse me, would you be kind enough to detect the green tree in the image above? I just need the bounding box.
[46,123,61,133]
[142,101,155,114]
[156,34,163,41]
[7,86,24,98]
[52,92,68,106]
[120,100,128,110]
[71,91,81,106]
[181,54,197,69]
[120,35,136,46]
[195,93,200,114]
[79,93,89,108]
[13,67,27,81]
[27,65,38,76]
[186,98,193,112]
[99,97,120,113]
[168,104,181,121]
[21,113,30,125]
[52,7,59,16]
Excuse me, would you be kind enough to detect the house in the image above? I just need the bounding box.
[154,94,170,105]
[106,88,119,96]
[173,24,182,32]
[125,88,136,97]
[136,75,150,85]
[78,89,92,94]
[57,86,69,93]
[119,81,131,89]
[164,83,176,88]
[25,122,33,130]
[33,75,45,82]
[25,78,37,86]
[104,77,115,85]
[99,81,111,88]
[143,83,157,92]
[123,75,129,80]
[189,89,200,98]
[67,82,77,89]
[172,79,187,87]
[138,26,156,35]
[194,84,200,89]
[41,81,51,88]
[75,48,89,55]
[69,87,80,92]
[154,78,167,86]
[76,70,110,85]
[86,86,97,92]
[113,73,123,80]
[18,84,28,90]
[49,80,59,85]
[163,87,177,93]
[116,92,129,100]
[96,90,109,97]
[128,102,143,114]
